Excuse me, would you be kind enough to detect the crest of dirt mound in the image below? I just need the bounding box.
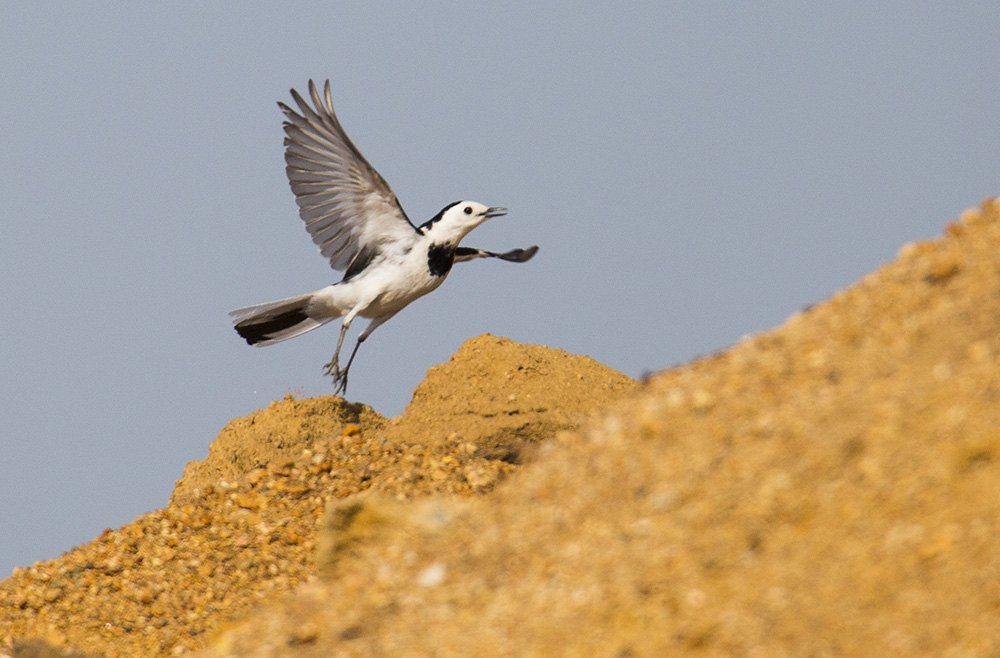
[383,334,637,461]
[171,396,387,502]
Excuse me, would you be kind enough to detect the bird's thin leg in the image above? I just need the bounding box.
[333,337,364,396]
[323,320,351,381]
[331,312,399,395]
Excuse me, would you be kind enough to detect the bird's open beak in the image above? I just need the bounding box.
[482,207,507,218]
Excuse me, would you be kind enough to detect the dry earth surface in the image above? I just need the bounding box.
[4,199,1000,656]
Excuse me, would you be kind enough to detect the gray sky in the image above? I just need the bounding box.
[2,3,997,577]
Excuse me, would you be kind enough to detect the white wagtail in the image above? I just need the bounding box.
[231,80,538,394]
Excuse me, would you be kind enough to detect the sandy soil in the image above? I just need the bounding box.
[3,199,1000,657]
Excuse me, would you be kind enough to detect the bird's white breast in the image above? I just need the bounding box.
[310,239,449,320]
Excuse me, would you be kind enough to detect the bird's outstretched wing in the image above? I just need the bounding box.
[279,80,420,272]
[454,245,539,263]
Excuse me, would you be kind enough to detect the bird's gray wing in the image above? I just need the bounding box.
[280,79,420,271]
[454,245,539,263]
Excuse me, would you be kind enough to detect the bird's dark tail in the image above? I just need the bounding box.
[230,292,334,346]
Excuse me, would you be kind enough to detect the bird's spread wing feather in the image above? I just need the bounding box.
[280,80,419,271]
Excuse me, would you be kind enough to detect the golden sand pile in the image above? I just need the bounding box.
[195,198,1000,657]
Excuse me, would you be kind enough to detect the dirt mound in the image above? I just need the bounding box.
[171,396,386,502]
[0,337,633,657]
[384,334,637,460]
[187,199,1000,657]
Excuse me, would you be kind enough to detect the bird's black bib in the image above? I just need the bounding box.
[427,243,456,277]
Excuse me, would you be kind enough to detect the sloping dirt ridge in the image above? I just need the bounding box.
[4,198,1000,656]
[195,198,1000,657]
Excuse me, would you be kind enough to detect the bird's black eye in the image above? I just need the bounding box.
[464,206,473,215]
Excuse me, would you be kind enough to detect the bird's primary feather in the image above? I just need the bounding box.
[280,80,419,272]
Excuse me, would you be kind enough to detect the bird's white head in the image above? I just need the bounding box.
[420,201,507,244]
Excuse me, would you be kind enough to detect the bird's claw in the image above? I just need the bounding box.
[323,360,349,395]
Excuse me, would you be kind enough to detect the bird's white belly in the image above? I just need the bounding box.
[361,269,444,317]
[309,256,446,320]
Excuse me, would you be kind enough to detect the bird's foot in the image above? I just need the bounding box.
[333,370,349,396]
[323,360,349,396]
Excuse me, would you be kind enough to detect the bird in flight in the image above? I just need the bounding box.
[231,80,538,394]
